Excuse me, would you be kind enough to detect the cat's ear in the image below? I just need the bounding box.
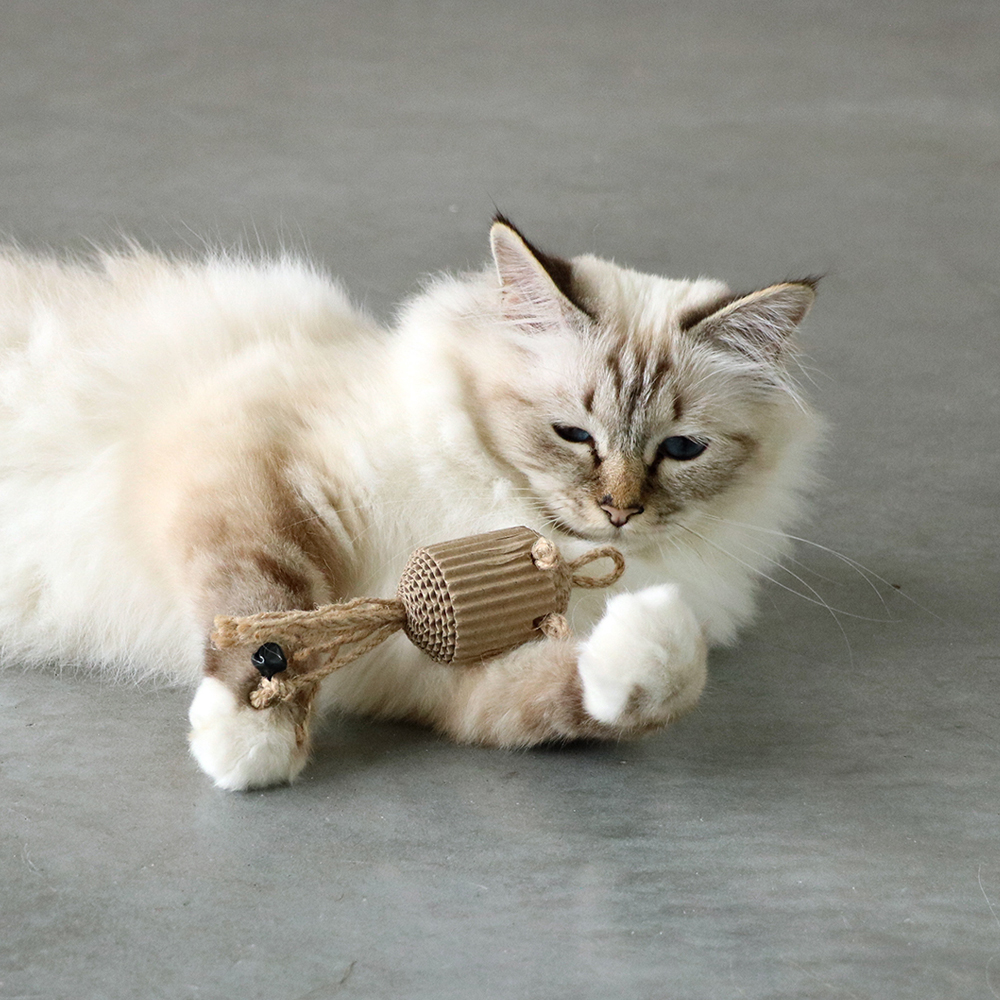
[489,217,590,332]
[682,280,817,363]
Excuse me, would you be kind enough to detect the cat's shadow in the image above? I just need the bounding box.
[309,713,439,773]
[300,712,648,786]
[297,690,804,792]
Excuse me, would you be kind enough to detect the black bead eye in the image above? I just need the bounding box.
[658,436,708,461]
[252,642,288,679]
[553,425,594,445]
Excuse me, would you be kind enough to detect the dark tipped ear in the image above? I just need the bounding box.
[489,217,589,332]
[684,280,817,362]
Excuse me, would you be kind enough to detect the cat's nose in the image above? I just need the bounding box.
[600,501,644,527]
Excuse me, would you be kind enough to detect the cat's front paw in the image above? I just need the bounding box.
[578,584,707,729]
[188,677,310,791]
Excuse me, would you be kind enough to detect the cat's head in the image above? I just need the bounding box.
[434,218,819,546]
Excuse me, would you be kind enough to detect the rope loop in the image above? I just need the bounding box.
[568,546,626,589]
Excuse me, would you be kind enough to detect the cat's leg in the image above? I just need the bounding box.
[436,584,707,746]
[173,486,346,791]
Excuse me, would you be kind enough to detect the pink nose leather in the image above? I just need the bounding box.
[600,503,644,527]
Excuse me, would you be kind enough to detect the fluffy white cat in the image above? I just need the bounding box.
[0,217,819,789]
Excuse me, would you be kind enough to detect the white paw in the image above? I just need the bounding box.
[188,677,309,791]
[578,584,707,726]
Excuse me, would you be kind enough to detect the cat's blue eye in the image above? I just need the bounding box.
[658,436,708,461]
[553,425,594,445]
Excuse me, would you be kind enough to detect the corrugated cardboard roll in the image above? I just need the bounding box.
[397,526,571,664]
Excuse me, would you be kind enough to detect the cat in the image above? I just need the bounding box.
[0,216,819,790]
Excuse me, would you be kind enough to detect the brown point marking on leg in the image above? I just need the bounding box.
[250,552,314,608]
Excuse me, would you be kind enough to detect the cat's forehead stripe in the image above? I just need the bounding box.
[601,339,677,432]
[621,369,645,430]
[604,351,625,396]
[646,350,673,396]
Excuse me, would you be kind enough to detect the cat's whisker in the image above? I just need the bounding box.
[695,513,881,595]
[790,356,829,392]
[710,518,892,608]
[677,520,886,625]
[674,523,857,664]
[729,537,893,623]
[697,512,942,622]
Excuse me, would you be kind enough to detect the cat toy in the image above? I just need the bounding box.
[211,526,626,710]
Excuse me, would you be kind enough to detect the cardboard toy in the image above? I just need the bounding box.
[211,526,625,710]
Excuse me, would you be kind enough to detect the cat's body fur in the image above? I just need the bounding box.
[0,220,819,789]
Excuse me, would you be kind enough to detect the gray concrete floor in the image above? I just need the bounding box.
[1,2,998,997]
